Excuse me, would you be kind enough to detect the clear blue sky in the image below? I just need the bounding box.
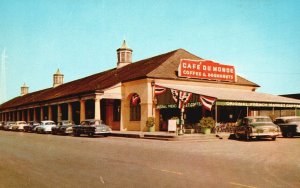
[0,0,299,102]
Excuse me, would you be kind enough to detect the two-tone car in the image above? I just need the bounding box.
[234,116,280,141]
[3,121,16,131]
[72,119,111,137]
[274,116,300,138]
[11,121,28,131]
[35,120,57,134]
[23,121,40,132]
[51,120,74,135]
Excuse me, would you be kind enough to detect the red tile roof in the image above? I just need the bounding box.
[0,49,259,110]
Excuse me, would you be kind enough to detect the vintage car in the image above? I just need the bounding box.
[23,121,40,132]
[234,116,280,141]
[51,120,74,135]
[3,121,16,131]
[72,119,111,137]
[11,121,28,131]
[35,120,57,134]
[274,116,300,138]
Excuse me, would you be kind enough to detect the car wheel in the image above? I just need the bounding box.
[272,137,276,141]
[234,132,240,140]
[246,133,251,141]
[52,131,57,135]
[88,132,94,137]
[286,131,293,138]
[282,132,287,138]
[73,132,80,137]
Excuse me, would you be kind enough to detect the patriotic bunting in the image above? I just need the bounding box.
[200,95,216,111]
[154,85,167,96]
[171,89,179,102]
[154,84,216,110]
[178,91,192,109]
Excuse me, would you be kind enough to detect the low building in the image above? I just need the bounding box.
[1,41,300,131]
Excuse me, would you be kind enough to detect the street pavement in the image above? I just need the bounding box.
[0,131,299,188]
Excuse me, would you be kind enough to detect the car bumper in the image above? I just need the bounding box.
[94,131,111,135]
[250,132,280,137]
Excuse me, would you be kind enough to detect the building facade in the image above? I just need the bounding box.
[1,41,300,132]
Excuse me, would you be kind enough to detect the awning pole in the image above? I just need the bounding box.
[215,104,218,123]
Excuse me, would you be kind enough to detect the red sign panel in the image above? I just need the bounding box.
[178,59,236,82]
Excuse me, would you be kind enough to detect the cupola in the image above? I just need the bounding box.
[53,69,64,87]
[117,40,133,68]
[21,83,29,96]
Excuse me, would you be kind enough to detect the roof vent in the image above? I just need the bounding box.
[117,40,133,68]
[53,69,64,87]
[21,83,29,96]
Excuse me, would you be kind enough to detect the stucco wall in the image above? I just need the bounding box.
[121,79,154,131]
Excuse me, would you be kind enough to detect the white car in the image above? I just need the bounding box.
[11,121,28,131]
[35,120,57,134]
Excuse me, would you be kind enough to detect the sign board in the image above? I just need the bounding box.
[217,101,300,108]
[178,59,236,82]
[168,119,177,132]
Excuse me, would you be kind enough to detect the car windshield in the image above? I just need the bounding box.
[286,118,300,123]
[19,122,26,124]
[249,117,272,123]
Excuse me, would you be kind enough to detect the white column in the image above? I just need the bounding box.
[68,103,73,122]
[94,97,101,120]
[57,104,62,122]
[80,100,86,122]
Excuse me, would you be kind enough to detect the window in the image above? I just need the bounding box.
[121,52,125,62]
[130,94,141,121]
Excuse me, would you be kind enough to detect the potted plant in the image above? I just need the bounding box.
[200,117,215,134]
[146,117,155,132]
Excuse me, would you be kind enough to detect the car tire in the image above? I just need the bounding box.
[286,131,293,138]
[246,133,251,141]
[272,137,276,141]
[282,132,287,138]
[234,132,240,140]
[73,132,80,137]
[88,132,94,137]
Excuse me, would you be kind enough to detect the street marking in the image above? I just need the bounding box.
[151,168,183,175]
[99,176,105,184]
[229,182,256,188]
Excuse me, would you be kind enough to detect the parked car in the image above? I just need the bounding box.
[35,120,57,134]
[3,121,16,131]
[24,121,40,132]
[11,121,28,131]
[72,119,111,137]
[274,116,300,138]
[51,120,74,135]
[234,116,280,141]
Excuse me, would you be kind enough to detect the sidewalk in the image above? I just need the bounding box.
[110,131,231,141]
